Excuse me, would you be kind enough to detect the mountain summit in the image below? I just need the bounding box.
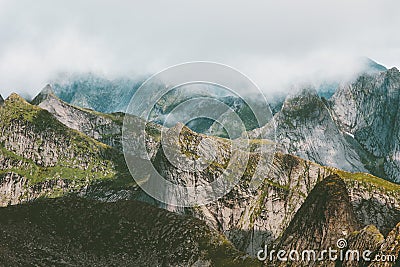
[274,174,360,266]
[331,67,400,182]
[251,87,367,173]
[31,84,56,105]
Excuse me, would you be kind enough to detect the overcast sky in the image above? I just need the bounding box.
[0,0,399,98]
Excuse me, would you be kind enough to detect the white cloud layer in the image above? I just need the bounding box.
[0,0,399,98]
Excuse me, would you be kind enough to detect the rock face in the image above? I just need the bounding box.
[32,84,124,150]
[150,124,400,257]
[263,176,398,267]
[0,93,133,206]
[0,172,81,206]
[0,196,260,266]
[48,64,400,184]
[270,175,359,266]
[249,67,400,184]
[330,67,400,183]
[0,94,4,106]
[251,88,367,173]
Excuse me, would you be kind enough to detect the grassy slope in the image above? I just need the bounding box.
[0,93,132,187]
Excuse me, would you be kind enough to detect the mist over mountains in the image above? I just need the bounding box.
[1,57,399,266]
[45,58,400,183]
[47,58,386,113]
[1,1,400,265]
[1,78,399,265]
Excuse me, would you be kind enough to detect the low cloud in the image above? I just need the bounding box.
[0,0,399,98]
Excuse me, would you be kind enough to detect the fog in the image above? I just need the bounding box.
[0,0,399,98]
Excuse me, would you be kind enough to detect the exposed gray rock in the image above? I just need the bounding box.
[32,84,123,150]
[251,88,367,173]
[331,67,400,183]
[0,93,134,206]
[0,172,81,207]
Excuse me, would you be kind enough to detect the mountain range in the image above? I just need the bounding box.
[0,59,399,266]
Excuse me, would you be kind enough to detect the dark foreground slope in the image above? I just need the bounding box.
[0,196,260,267]
[271,175,399,267]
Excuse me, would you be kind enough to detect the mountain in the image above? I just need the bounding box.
[46,59,388,142]
[249,66,400,185]
[148,85,263,138]
[250,88,367,173]
[362,57,388,73]
[268,175,399,266]
[0,93,134,206]
[1,83,400,266]
[272,174,360,266]
[315,57,388,99]
[330,67,400,183]
[51,72,145,113]
[0,196,260,266]
[49,59,387,115]
[32,84,125,150]
[0,94,4,106]
[4,91,400,243]
[369,223,400,266]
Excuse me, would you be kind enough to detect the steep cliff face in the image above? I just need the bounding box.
[0,196,260,267]
[0,93,133,206]
[32,84,124,150]
[331,67,400,183]
[31,85,163,159]
[262,176,398,267]
[251,88,367,173]
[271,175,359,266]
[248,67,400,185]
[150,125,399,256]
[0,172,83,206]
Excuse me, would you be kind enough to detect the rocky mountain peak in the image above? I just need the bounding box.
[388,66,399,74]
[330,67,400,182]
[276,174,360,254]
[42,83,54,94]
[360,57,387,74]
[385,67,400,84]
[31,84,57,105]
[267,85,367,173]
[369,222,400,266]
[282,87,324,116]
[0,94,4,106]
